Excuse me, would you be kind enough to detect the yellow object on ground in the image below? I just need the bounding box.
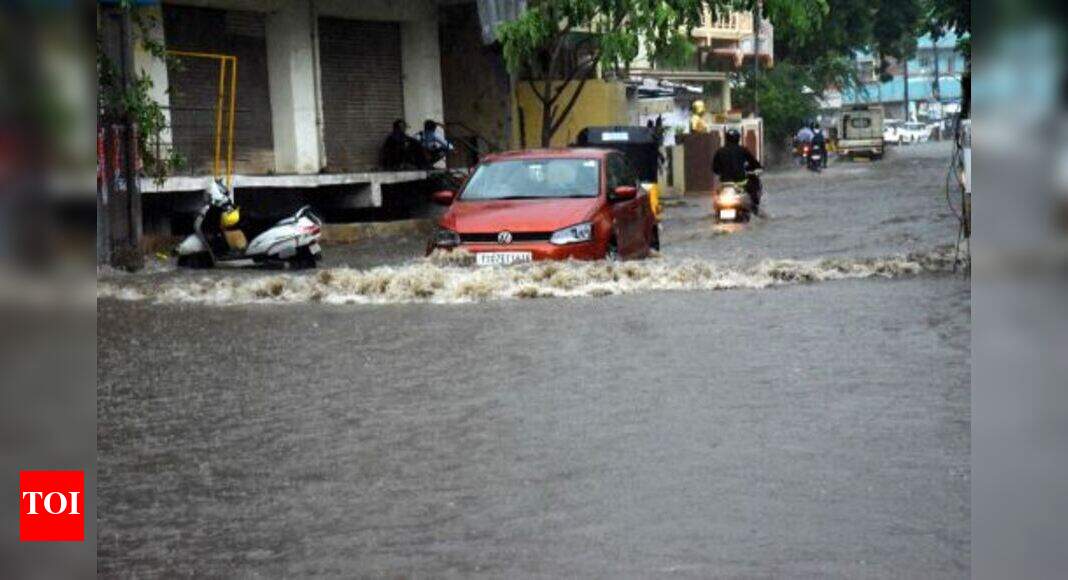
[220,207,240,228]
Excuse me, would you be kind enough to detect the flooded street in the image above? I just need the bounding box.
[98,143,970,576]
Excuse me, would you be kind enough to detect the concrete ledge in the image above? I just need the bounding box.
[140,170,428,194]
[321,219,435,245]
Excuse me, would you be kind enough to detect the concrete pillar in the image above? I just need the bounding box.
[266,0,322,174]
[400,18,444,130]
[720,79,731,113]
[132,4,172,151]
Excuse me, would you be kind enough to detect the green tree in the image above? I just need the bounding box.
[497,0,726,146]
[732,63,818,147]
[97,2,184,184]
[922,0,970,115]
[735,0,926,148]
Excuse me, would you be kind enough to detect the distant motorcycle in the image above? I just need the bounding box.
[177,180,323,269]
[807,142,824,173]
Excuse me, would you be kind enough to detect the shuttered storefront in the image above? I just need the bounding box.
[163,5,274,175]
[318,18,404,171]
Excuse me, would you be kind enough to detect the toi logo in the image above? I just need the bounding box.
[20,471,84,542]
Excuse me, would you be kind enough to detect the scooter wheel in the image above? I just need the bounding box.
[289,249,319,270]
[178,253,213,269]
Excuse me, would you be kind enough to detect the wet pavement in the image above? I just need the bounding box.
[98,142,970,577]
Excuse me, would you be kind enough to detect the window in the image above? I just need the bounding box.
[606,154,634,190]
[460,158,600,200]
[850,118,873,129]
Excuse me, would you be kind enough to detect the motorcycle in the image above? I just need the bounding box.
[177,180,323,269]
[807,142,824,172]
[713,170,763,223]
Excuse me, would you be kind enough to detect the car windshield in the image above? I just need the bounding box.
[460,158,600,201]
[905,123,925,130]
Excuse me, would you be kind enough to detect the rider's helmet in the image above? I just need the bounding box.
[691,100,706,115]
[725,128,741,145]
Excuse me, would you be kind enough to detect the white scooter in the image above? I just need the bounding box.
[177,180,323,269]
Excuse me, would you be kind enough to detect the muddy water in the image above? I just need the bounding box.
[97,142,970,577]
[100,143,965,306]
[98,246,963,305]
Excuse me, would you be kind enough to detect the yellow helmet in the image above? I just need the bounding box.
[220,207,240,229]
[692,100,706,115]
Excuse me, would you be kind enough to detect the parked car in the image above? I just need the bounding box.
[899,122,932,144]
[427,149,659,264]
[883,119,903,145]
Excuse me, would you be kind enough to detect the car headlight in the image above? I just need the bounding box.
[433,227,460,247]
[550,222,593,245]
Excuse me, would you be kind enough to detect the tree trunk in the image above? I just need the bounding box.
[540,95,554,147]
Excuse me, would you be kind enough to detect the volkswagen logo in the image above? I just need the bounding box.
[497,231,513,245]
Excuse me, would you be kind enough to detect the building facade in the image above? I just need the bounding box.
[840,32,967,122]
[135,0,446,207]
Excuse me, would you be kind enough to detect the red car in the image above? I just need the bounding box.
[428,148,659,265]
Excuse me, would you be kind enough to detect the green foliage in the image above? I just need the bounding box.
[498,0,726,145]
[732,63,818,146]
[97,5,184,184]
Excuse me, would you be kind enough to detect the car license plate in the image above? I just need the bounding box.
[812,154,821,160]
[476,252,532,266]
[720,208,737,220]
[309,243,321,255]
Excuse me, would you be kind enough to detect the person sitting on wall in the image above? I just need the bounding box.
[381,119,420,169]
[416,120,454,168]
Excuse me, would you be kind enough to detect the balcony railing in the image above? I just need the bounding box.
[694,10,755,40]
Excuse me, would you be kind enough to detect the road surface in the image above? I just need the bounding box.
[98,142,970,577]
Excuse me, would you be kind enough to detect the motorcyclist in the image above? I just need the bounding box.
[811,124,828,168]
[712,128,763,213]
[794,123,815,164]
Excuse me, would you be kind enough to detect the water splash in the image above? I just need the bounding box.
[97,247,965,306]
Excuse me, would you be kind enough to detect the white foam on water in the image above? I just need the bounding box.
[97,247,965,306]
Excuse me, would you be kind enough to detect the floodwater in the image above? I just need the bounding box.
[97,142,970,577]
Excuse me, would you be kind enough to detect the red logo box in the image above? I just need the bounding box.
[20,471,84,542]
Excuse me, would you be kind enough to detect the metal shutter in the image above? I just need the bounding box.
[163,5,274,175]
[318,18,404,171]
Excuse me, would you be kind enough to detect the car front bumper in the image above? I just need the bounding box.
[429,240,604,261]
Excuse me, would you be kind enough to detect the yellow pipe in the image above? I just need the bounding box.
[226,56,237,191]
[213,57,225,180]
[166,50,238,187]
[166,50,233,60]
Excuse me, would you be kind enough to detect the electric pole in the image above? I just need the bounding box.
[752,0,762,117]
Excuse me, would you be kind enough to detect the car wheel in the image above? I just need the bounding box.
[605,238,620,262]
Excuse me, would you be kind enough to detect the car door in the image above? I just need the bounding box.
[606,153,642,257]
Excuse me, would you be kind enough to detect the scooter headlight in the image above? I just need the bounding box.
[550,222,593,245]
[720,188,741,206]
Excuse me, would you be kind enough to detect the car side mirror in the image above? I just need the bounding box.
[611,185,638,201]
[431,190,456,206]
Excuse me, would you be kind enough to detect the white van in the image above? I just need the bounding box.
[837,104,885,159]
